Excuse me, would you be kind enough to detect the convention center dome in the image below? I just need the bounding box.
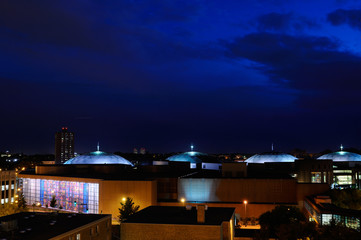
[246,145,296,164]
[317,145,361,162]
[166,144,219,164]
[166,151,207,164]
[246,152,297,164]
[64,144,133,165]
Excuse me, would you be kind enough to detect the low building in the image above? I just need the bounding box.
[304,195,361,231]
[0,212,111,240]
[121,205,235,240]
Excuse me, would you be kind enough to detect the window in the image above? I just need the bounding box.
[311,172,321,183]
[96,225,99,233]
[76,233,80,240]
[322,214,332,225]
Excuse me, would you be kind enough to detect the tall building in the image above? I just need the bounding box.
[55,127,74,164]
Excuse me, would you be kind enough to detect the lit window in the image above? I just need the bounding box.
[76,233,80,240]
[322,214,332,225]
[311,172,321,183]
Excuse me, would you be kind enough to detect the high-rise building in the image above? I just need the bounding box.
[55,127,74,164]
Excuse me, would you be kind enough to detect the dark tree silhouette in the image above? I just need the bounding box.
[118,197,140,223]
[50,195,57,208]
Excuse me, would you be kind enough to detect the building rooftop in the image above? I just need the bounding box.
[317,151,361,162]
[64,150,133,165]
[0,212,111,240]
[246,152,297,163]
[306,196,361,217]
[123,206,235,225]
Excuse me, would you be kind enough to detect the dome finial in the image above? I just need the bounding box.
[97,142,100,152]
[271,143,274,152]
[190,144,194,152]
[340,144,343,151]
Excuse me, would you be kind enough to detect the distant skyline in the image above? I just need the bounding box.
[1,0,361,154]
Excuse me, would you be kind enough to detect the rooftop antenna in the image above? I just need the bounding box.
[271,143,274,152]
[190,144,194,152]
[340,144,343,151]
[97,142,100,151]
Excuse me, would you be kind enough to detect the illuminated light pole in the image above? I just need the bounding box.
[243,200,248,222]
[122,197,126,202]
[180,198,186,206]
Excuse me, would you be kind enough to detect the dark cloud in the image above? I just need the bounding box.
[226,32,361,91]
[327,9,361,30]
[225,32,361,112]
[255,12,317,32]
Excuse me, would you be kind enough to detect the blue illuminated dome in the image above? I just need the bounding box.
[166,151,209,164]
[318,151,361,162]
[64,151,133,165]
[246,152,297,164]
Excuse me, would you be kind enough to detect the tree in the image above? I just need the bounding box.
[318,219,361,240]
[328,189,361,210]
[257,205,317,240]
[17,192,27,210]
[50,195,57,208]
[118,197,140,223]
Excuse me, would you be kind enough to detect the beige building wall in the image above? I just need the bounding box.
[0,170,17,204]
[178,178,297,203]
[121,223,229,240]
[100,180,157,223]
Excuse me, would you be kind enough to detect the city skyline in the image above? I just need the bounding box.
[1,0,361,154]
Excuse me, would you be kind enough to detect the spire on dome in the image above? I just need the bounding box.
[190,144,194,152]
[97,142,100,152]
[340,144,343,151]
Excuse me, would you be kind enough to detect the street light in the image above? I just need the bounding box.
[180,198,186,205]
[243,200,248,220]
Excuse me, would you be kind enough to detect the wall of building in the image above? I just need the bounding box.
[121,223,223,240]
[222,163,247,178]
[100,180,157,223]
[51,215,112,240]
[0,170,17,204]
[296,183,329,207]
[178,178,297,203]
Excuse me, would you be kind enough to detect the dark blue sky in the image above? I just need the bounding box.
[1,0,361,154]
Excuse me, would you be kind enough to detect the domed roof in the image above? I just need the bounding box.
[64,150,133,165]
[318,151,361,162]
[166,151,208,164]
[246,152,297,164]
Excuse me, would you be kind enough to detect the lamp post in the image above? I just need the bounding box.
[180,198,186,206]
[243,200,248,221]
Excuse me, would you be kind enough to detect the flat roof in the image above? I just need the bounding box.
[0,212,111,240]
[123,206,235,225]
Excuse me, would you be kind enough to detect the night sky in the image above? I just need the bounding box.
[1,0,361,154]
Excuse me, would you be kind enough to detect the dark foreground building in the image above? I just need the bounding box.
[0,212,111,240]
[121,205,235,240]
